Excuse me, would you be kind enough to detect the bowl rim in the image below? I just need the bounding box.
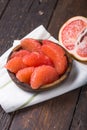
[7,42,73,93]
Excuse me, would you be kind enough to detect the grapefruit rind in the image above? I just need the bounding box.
[58,16,87,62]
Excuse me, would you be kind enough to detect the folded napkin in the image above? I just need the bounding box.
[0,25,87,113]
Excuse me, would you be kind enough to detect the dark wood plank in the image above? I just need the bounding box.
[0,1,15,129]
[0,0,35,130]
[9,90,79,130]
[48,0,87,129]
[0,107,14,130]
[9,0,85,129]
[0,0,34,55]
[70,86,87,130]
[0,0,58,130]
[0,0,10,17]
[16,0,58,39]
[48,0,87,39]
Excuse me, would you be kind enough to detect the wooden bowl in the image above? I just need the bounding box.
[7,43,73,93]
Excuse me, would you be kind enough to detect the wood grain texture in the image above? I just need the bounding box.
[48,0,87,39]
[10,90,80,130]
[0,0,58,130]
[0,1,16,129]
[0,0,34,130]
[0,108,14,130]
[70,86,87,130]
[0,0,34,55]
[48,0,87,129]
[0,0,10,17]
[16,0,58,39]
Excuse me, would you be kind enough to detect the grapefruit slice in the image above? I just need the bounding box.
[21,38,41,52]
[10,50,30,58]
[23,51,53,67]
[41,40,68,75]
[16,67,34,84]
[59,16,87,62]
[5,57,27,73]
[30,65,58,89]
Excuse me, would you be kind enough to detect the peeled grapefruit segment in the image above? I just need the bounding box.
[23,52,53,67]
[59,16,87,61]
[16,67,34,84]
[10,50,30,58]
[41,40,68,75]
[21,38,41,52]
[30,65,58,89]
[5,57,27,73]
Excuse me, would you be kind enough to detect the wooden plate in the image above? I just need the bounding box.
[7,43,73,92]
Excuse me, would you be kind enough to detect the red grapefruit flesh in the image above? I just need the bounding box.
[21,38,41,52]
[42,40,65,56]
[41,40,68,75]
[5,57,27,73]
[16,67,34,84]
[54,56,68,75]
[59,16,87,62]
[10,50,30,58]
[77,33,87,57]
[30,65,58,89]
[5,38,70,90]
[23,52,53,67]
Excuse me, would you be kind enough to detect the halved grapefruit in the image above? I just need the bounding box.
[58,16,87,62]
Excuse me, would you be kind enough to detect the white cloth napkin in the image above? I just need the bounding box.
[0,25,87,113]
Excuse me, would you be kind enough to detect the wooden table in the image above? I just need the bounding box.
[0,0,87,130]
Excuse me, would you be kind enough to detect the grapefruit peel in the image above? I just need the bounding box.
[58,16,87,62]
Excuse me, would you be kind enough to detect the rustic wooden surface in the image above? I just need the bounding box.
[0,0,87,130]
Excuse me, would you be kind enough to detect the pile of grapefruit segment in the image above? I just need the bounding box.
[5,16,87,90]
[58,16,87,62]
[5,38,68,89]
